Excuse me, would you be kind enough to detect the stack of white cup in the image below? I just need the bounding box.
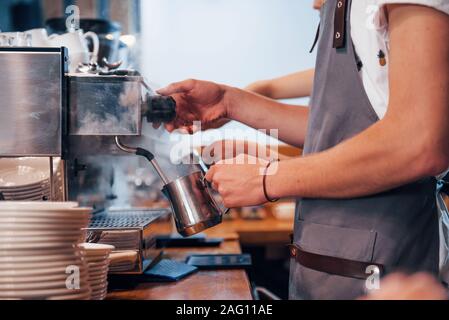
[79,243,115,300]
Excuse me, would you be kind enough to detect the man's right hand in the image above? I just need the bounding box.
[157,79,230,133]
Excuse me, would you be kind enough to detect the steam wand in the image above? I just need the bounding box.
[114,136,170,185]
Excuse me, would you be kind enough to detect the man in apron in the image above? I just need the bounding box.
[158,0,449,299]
[287,0,446,299]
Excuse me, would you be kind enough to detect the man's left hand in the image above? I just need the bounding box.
[205,155,269,208]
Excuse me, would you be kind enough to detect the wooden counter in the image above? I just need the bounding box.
[107,239,253,300]
[107,211,293,301]
[205,216,294,246]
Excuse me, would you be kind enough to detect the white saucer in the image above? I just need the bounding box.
[0,190,50,199]
[0,167,48,188]
[0,258,86,271]
[0,284,91,299]
[0,242,84,251]
[0,223,89,233]
[0,229,85,237]
[0,158,58,188]
[0,182,49,192]
[0,275,89,291]
[0,209,91,218]
[0,265,88,277]
[0,253,84,264]
[0,270,88,284]
[0,248,84,259]
[48,288,91,300]
[0,186,49,195]
[0,239,84,249]
[0,202,82,211]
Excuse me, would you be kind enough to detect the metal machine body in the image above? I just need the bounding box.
[0,47,175,273]
[0,48,66,157]
[68,74,143,137]
[0,48,176,204]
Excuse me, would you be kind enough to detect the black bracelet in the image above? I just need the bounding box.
[263,160,280,203]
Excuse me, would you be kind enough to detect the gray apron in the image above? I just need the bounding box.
[289,0,439,300]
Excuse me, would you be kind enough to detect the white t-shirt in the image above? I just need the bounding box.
[349,0,449,282]
[350,0,449,119]
[351,1,449,176]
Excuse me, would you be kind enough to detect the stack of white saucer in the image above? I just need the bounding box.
[0,202,92,300]
[79,243,114,300]
[0,158,63,201]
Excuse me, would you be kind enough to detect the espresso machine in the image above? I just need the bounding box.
[0,47,229,274]
[0,48,228,274]
[0,47,177,273]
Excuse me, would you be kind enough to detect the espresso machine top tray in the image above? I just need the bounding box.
[88,208,170,230]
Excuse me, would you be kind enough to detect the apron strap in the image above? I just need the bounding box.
[289,244,385,280]
[333,0,348,49]
[310,23,321,53]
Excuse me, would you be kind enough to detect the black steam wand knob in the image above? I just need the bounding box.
[144,94,177,124]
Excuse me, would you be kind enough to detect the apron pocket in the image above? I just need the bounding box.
[295,220,377,263]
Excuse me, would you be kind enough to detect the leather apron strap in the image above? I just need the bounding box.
[333,0,348,48]
[289,244,385,280]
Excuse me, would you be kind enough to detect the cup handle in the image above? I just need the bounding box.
[83,31,99,63]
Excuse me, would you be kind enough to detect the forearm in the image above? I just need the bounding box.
[266,69,315,99]
[246,69,315,99]
[267,5,449,200]
[204,140,292,164]
[267,117,448,199]
[224,86,309,147]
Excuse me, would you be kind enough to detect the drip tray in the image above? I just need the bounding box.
[89,209,167,229]
[85,208,171,274]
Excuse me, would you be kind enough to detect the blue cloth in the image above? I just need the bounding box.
[143,259,198,282]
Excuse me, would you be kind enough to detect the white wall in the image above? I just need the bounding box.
[140,0,319,147]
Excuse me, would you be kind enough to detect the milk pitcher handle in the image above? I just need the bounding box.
[201,176,230,215]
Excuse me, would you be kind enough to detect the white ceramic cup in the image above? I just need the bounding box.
[0,34,8,47]
[0,32,31,47]
[48,31,99,72]
[25,28,50,47]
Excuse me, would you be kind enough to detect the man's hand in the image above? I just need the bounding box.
[159,79,310,147]
[158,79,230,133]
[205,155,269,208]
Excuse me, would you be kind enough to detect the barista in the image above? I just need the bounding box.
[158,1,449,299]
